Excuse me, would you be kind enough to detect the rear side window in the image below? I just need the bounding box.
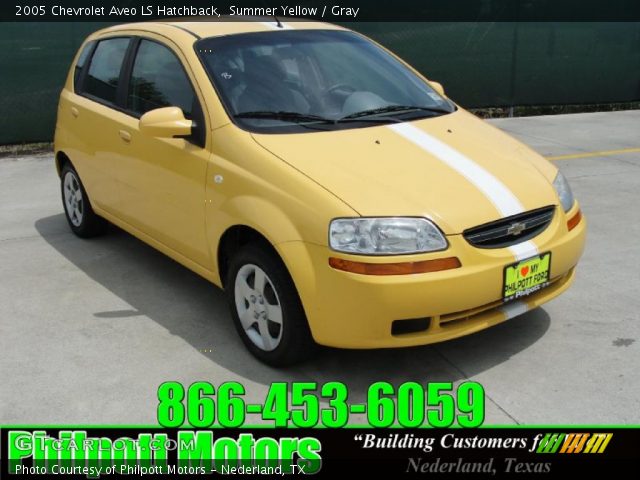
[73,42,94,92]
[127,39,195,118]
[84,38,130,105]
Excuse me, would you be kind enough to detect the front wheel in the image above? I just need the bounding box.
[226,245,316,366]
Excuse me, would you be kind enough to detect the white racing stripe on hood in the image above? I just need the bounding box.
[388,123,539,261]
[511,241,538,261]
[508,241,539,261]
[500,301,529,320]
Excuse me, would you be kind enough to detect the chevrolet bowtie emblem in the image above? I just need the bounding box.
[506,221,526,236]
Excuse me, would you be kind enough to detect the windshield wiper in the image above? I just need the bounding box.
[234,111,335,124]
[339,105,452,121]
[233,109,425,128]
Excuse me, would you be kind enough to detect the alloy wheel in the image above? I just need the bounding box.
[63,171,84,227]
[234,263,283,351]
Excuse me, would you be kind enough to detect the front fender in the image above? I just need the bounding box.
[207,195,311,285]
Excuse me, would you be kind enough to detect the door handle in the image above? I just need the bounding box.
[118,130,132,143]
[70,107,79,118]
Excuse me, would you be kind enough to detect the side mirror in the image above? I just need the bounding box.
[429,81,446,97]
[139,107,192,138]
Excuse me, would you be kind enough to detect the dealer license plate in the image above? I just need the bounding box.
[503,252,551,302]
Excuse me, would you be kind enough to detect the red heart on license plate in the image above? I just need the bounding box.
[521,266,529,276]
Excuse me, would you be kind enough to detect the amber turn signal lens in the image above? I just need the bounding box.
[567,209,582,231]
[329,256,461,275]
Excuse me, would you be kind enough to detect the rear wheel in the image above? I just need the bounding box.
[60,163,107,238]
[226,244,316,366]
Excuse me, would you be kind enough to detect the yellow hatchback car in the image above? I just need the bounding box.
[55,20,586,365]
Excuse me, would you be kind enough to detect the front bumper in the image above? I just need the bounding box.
[279,204,586,348]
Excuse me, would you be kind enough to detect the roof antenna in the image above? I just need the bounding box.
[259,0,283,28]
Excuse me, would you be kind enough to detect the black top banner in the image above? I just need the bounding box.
[3,0,640,22]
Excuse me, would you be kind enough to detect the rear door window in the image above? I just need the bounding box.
[83,38,130,105]
[73,41,94,92]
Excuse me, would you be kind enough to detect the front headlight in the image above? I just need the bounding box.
[552,171,575,212]
[329,217,448,255]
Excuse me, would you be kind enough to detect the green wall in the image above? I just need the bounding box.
[1,22,639,144]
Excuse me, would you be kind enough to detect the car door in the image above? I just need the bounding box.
[69,36,132,215]
[109,37,211,268]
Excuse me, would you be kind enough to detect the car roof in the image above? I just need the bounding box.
[96,18,346,41]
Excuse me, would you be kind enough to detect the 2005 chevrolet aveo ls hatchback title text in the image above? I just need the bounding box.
[55,20,586,365]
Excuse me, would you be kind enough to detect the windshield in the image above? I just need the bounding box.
[196,30,455,133]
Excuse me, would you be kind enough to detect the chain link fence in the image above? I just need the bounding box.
[1,22,639,144]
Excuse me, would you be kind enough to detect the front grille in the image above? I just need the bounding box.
[438,274,565,328]
[463,206,555,249]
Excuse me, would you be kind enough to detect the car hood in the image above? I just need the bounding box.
[251,109,559,234]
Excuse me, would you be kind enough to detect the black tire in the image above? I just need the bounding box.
[60,163,107,238]
[225,244,317,366]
